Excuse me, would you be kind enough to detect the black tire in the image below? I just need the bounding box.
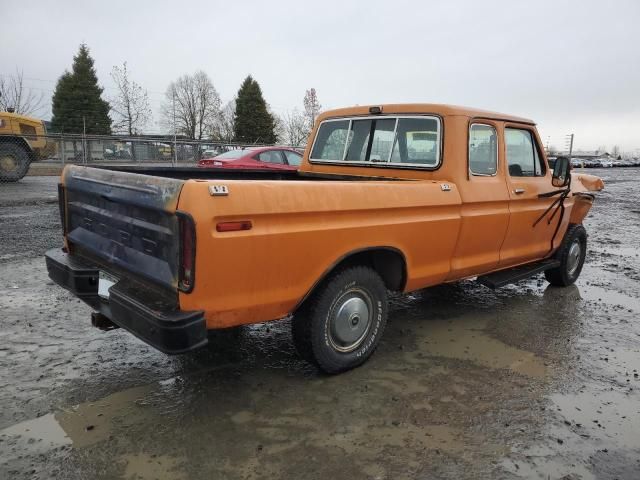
[545,224,587,287]
[0,143,31,182]
[292,266,388,374]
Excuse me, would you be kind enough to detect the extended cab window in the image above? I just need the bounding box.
[505,128,545,177]
[310,116,441,168]
[469,124,497,176]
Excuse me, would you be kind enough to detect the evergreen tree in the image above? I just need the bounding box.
[233,76,276,144]
[51,44,111,134]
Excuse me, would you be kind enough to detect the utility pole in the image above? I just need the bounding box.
[565,133,574,160]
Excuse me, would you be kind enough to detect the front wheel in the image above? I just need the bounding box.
[545,224,587,286]
[292,266,388,374]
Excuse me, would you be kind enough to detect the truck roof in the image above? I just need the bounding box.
[317,103,535,125]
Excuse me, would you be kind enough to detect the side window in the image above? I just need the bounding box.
[310,120,350,160]
[469,124,497,175]
[283,150,302,166]
[257,150,284,164]
[505,128,545,177]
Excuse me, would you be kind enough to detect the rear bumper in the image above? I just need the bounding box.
[45,248,207,354]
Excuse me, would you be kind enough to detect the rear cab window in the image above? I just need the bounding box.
[310,115,441,169]
[505,128,545,177]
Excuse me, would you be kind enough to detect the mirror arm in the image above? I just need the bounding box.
[538,189,567,198]
[533,188,570,227]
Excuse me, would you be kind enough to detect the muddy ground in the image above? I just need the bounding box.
[0,169,639,480]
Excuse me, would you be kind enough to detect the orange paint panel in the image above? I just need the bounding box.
[178,179,462,328]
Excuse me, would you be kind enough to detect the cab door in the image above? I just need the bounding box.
[447,120,510,280]
[499,125,559,266]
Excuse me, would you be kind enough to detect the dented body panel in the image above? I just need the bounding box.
[62,166,185,292]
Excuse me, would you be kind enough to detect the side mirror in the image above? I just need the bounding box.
[552,156,571,187]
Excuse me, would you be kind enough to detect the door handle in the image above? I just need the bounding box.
[513,188,526,194]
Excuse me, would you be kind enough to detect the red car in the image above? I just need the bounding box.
[198,146,302,170]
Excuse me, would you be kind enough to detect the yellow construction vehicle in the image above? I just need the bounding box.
[0,109,56,181]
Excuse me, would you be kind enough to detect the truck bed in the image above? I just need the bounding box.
[92,164,401,182]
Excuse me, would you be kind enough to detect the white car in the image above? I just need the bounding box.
[599,159,613,168]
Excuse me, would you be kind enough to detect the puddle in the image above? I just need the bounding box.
[0,413,71,454]
[501,451,597,480]
[579,284,640,312]
[416,317,547,378]
[551,389,640,449]
[0,383,155,457]
[502,388,640,480]
[122,452,185,480]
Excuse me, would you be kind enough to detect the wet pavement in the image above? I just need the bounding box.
[0,169,639,479]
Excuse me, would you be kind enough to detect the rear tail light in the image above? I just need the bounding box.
[177,212,196,292]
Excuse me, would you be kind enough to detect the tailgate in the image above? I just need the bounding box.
[61,165,186,291]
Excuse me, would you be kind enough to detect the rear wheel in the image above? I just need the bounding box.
[0,143,31,182]
[545,224,587,286]
[292,266,388,374]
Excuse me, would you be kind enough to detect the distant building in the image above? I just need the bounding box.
[571,151,611,159]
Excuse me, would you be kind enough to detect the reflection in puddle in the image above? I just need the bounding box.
[415,317,547,378]
[0,383,155,458]
[0,413,71,453]
[122,452,185,480]
[579,283,640,312]
[552,390,640,449]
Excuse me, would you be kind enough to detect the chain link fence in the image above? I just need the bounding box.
[0,132,303,182]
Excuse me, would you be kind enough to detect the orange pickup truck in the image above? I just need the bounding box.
[45,104,604,373]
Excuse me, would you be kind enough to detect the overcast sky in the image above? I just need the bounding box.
[3,0,639,151]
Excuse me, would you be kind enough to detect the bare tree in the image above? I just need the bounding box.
[110,62,152,135]
[303,88,322,131]
[279,109,309,146]
[0,70,45,116]
[163,71,221,140]
[211,100,235,142]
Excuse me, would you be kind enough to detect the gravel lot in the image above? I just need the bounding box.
[0,170,639,479]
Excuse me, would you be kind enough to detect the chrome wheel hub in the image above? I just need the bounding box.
[328,289,373,353]
[567,240,582,276]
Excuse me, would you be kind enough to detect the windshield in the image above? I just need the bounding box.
[215,149,250,159]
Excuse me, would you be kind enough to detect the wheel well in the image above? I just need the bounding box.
[296,247,407,312]
[335,248,406,291]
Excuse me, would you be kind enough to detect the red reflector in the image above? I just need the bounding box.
[216,221,252,232]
